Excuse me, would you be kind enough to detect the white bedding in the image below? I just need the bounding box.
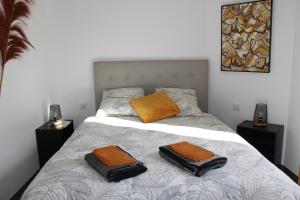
[22,114,300,199]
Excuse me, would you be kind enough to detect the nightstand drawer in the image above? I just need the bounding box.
[237,120,283,164]
[237,128,275,157]
[36,130,65,165]
[36,120,74,167]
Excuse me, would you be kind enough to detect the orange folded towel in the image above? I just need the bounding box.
[93,145,137,168]
[169,141,215,162]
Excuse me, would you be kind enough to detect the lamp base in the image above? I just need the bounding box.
[50,119,63,126]
[253,122,267,127]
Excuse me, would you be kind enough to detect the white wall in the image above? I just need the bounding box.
[0,2,50,199]
[285,1,300,174]
[205,0,296,163]
[44,0,208,127]
[1,0,299,198]
[47,0,297,162]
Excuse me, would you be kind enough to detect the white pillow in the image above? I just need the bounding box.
[97,87,145,116]
[155,88,202,116]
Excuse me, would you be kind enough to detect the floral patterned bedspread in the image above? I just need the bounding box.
[22,114,300,200]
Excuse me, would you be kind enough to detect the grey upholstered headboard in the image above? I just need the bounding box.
[94,60,208,112]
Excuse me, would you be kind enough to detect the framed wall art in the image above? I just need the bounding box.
[221,0,273,73]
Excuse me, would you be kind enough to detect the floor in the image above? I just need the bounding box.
[10,172,38,200]
[277,165,298,182]
[10,165,298,200]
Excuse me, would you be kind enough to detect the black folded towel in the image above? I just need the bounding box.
[85,153,147,182]
[159,145,227,177]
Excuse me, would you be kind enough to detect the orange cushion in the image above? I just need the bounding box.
[93,145,137,168]
[169,141,214,162]
[130,91,181,123]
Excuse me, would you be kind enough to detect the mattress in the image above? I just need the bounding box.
[22,114,300,199]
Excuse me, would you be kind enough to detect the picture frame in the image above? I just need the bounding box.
[221,0,273,73]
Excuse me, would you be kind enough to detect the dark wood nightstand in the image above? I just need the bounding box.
[298,167,300,186]
[36,120,74,167]
[237,120,283,165]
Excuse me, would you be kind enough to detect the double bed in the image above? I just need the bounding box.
[22,60,300,199]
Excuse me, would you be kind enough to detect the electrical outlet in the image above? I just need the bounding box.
[79,103,88,110]
[233,103,240,111]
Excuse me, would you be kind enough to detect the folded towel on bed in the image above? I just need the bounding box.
[85,146,147,182]
[169,141,215,162]
[93,145,138,168]
[159,141,227,177]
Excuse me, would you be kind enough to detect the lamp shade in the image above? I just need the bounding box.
[253,103,267,127]
[49,104,62,122]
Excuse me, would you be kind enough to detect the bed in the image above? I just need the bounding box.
[22,60,300,199]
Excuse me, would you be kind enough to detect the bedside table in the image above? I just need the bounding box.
[36,120,74,167]
[237,120,283,165]
[298,167,300,186]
